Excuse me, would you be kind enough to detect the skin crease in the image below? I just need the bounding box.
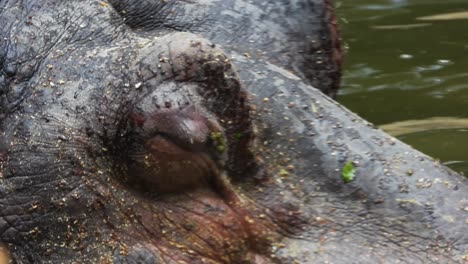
[0,0,467,263]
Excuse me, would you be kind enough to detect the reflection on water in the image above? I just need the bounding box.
[380,117,468,136]
[417,11,468,21]
[397,128,468,170]
[337,0,468,175]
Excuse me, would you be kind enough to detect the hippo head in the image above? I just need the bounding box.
[0,0,466,263]
[0,0,334,262]
[0,32,290,263]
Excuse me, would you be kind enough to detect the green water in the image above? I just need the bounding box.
[337,0,468,175]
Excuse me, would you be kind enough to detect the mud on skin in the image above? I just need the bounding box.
[0,0,467,263]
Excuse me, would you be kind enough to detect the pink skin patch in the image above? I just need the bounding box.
[0,244,10,264]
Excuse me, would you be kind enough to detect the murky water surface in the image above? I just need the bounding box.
[337,0,468,175]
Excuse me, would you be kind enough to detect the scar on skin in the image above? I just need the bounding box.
[0,244,10,264]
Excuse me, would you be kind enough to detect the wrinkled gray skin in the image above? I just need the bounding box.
[0,0,467,263]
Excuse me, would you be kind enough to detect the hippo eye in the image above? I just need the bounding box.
[119,107,228,193]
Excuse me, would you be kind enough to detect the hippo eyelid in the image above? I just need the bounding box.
[146,131,195,152]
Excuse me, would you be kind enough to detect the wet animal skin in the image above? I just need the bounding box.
[0,1,467,263]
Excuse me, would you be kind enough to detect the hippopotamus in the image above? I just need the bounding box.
[0,0,466,263]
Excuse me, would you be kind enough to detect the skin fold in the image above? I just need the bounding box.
[0,0,466,263]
